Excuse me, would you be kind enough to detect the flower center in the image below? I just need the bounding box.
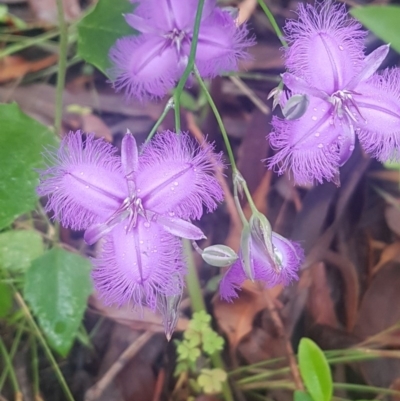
[164,28,187,54]
[329,89,365,123]
[121,194,146,233]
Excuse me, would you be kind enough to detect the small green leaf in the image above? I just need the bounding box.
[179,90,198,112]
[0,283,13,318]
[294,390,314,401]
[24,248,92,356]
[202,328,224,355]
[350,6,400,54]
[197,368,227,394]
[0,230,43,272]
[0,104,56,230]
[77,0,137,76]
[298,338,333,401]
[189,311,211,331]
[177,341,201,362]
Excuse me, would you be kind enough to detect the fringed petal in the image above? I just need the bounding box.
[109,34,181,101]
[219,260,246,302]
[37,131,125,230]
[354,69,400,161]
[284,1,366,94]
[92,221,185,310]
[137,131,224,220]
[268,98,346,184]
[196,9,255,77]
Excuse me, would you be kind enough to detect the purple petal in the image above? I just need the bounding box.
[37,131,126,230]
[268,97,344,184]
[219,260,247,302]
[109,35,181,101]
[269,233,303,285]
[121,132,138,196]
[92,220,185,310]
[282,73,327,100]
[338,122,355,166]
[284,1,366,94]
[137,131,224,220]
[354,69,400,161]
[124,14,158,34]
[347,44,390,90]
[129,0,174,31]
[149,213,206,240]
[196,9,255,77]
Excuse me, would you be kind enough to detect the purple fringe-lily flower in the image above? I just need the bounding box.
[109,0,255,100]
[219,232,303,301]
[38,131,223,321]
[268,1,400,185]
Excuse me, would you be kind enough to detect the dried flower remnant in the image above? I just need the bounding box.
[109,0,255,100]
[38,130,223,330]
[219,232,303,301]
[268,1,400,185]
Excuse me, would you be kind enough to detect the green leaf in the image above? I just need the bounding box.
[0,230,43,272]
[350,6,400,54]
[0,283,13,318]
[294,391,314,401]
[24,248,92,356]
[197,368,227,394]
[0,104,56,230]
[77,0,137,76]
[298,338,333,401]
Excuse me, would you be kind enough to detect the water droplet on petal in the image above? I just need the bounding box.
[139,240,144,244]
[80,172,84,175]
[349,145,355,151]
[144,222,150,228]
[174,181,179,186]
[168,211,175,217]
[312,116,317,121]
[338,135,342,140]
[314,132,320,137]
[339,45,344,50]
[317,143,324,148]
[313,108,317,111]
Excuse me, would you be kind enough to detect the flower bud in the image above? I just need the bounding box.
[282,94,309,120]
[202,245,238,267]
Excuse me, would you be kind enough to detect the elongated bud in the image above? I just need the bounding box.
[282,94,309,120]
[202,245,238,267]
[249,212,277,271]
[240,224,253,280]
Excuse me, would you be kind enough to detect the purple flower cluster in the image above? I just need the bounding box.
[109,0,254,100]
[268,1,400,185]
[220,232,303,301]
[38,131,223,327]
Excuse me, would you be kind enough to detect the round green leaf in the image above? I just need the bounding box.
[24,248,92,356]
[0,230,43,272]
[298,338,333,401]
[350,6,400,54]
[77,0,137,76]
[0,103,56,230]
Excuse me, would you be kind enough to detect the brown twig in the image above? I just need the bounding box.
[264,290,305,391]
[84,332,153,401]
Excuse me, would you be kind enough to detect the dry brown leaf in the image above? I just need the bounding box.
[0,54,58,83]
[213,282,281,350]
[89,295,189,333]
[354,263,400,388]
[385,205,400,236]
[372,242,400,276]
[307,262,339,328]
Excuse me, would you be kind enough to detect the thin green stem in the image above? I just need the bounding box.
[145,98,174,144]
[257,0,287,47]
[0,324,24,391]
[0,337,20,396]
[54,0,69,135]
[173,0,205,131]
[13,291,76,401]
[31,336,40,399]
[333,382,400,397]
[194,67,238,173]
[183,240,233,401]
[183,239,206,312]
[0,30,60,58]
